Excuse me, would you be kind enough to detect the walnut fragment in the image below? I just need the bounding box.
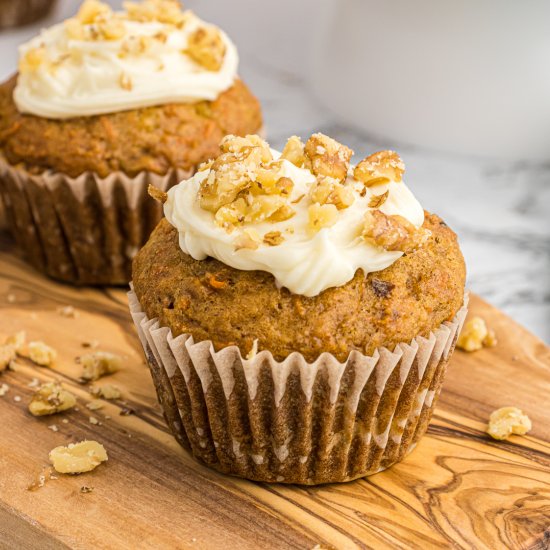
[363,209,428,253]
[457,317,497,352]
[89,384,122,400]
[49,440,108,474]
[80,352,122,382]
[28,382,77,416]
[487,407,532,440]
[26,341,57,367]
[354,150,405,187]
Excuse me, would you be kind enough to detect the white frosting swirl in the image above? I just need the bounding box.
[14,12,238,119]
[164,153,425,297]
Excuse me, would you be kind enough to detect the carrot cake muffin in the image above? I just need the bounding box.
[0,0,262,284]
[129,133,467,484]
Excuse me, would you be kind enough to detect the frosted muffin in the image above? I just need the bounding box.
[129,133,467,484]
[0,0,262,284]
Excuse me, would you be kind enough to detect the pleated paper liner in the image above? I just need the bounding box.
[129,287,468,485]
[0,156,192,285]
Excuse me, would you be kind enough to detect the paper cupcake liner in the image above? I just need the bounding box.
[128,287,468,485]
[0,0,57,29]
[0,157,192,285]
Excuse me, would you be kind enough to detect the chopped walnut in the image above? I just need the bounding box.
[0,345,16,372]
[216,194,294,229]
[354,150,405,187]
[304,133,353,182]
[76,0,112,24]
[280,136,308,168]
[234,228,261,251]
[6,331,26,351]
[363,209,428,253]
[119,72,133,91]
[147,184,168,204]
[186,26,226,71]
[220,135,272,164]
[199,147,262,213]
[66,0,126,42]
[80,486,94,494]
[0,383,9,397]
[28,382,77,416]
[89,384,121,400]
[487,407,532,440]
[263,231,284,246]
[80,352,122,382]
[457,317,497,352]
[49,440,108,474]
[310,177,355,210]
[86,400,104,411]
[368,190,389,208]
[19,47,49,74]
[124,0,187,26]
[24,341,57,367]
[57,305,77,318]
[253,165,294,197]
[308,203,339,234]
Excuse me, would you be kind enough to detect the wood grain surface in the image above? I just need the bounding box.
[0,232,549,550]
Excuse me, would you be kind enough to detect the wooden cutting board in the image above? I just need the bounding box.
[0,233,549,550]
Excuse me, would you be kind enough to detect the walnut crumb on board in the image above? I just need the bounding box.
[0,383,9,396]
[487,407,532,440]
[28,382,77,416]
[27,467,57,491]
[80,486,94,494]
[56,305,77,318]
[49,441,108,474]
[80,352,122,381]
[89,384,121,400]
[0,331,26,371]
[86,400,104,411]
[21,341,57,367]
[457,317,497,352]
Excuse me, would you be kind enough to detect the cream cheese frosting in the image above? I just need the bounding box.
[164,139,425,297]
[14,3,238,119]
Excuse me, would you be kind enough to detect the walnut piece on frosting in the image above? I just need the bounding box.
[308,203,338,234]
[196,134,427,256]
[487,407,531,440]
[186,26,226,71]
[49,440,108,474]
[304,133,353,182]
[354,150,405,187]
[280,136,309,169]
[363,209,427,253]
[124,0,187,26]
[220,134,273,163]
[65,0,126,41]
[28,382,77,416]
[309,177,355,210]
[19,47,49,74]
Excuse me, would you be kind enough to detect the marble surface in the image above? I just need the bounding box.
[0,0,548,342]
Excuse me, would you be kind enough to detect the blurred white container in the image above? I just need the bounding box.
[310,0,550,160]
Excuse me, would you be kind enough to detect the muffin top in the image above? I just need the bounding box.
[133,134,466,361]
[14,0,238,119]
